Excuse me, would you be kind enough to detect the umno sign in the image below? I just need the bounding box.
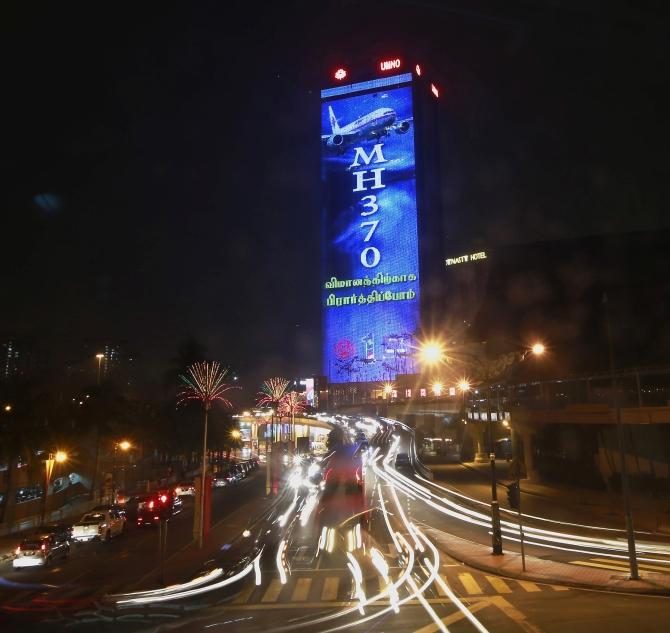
[379,58,401,72]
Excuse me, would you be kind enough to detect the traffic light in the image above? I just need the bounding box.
[507,481,520,510]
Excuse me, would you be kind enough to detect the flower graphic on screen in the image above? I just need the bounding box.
[334,338,355,360]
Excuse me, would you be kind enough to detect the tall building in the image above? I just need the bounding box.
[1,341,20,381]
[320,57,444,404]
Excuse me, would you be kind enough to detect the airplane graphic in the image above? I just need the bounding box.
[322,105,412,152]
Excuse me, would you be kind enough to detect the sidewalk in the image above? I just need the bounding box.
[420,522,670,596]
[456,460,670,535]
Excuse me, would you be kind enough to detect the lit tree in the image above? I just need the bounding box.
[256,377,289,443]
[178,361,236,548]
[278,390,307,448]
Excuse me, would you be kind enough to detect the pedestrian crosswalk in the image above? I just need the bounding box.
[569,557,670,575]
[228,570,569,607]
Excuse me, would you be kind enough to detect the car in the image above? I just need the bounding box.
[212,469,235,487]
[174,482,196,497]
[72,508,125,542]
[39,523,73,544]
[323,447,363,494]
[13,532,70,568]
[136,490,182,527]
[394,452,412,472]
[91,503,128,520]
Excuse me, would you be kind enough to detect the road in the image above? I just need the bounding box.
[0,470,266,616]
[1,419,669,632]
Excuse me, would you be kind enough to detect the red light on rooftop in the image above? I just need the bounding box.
[334,68,347,81]
[415,64,422,76]
[430,83,439,98]
[379,57,402,72]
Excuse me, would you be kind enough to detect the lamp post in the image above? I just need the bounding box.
[96,353,104,385]
[484,342,545,556]
[42,451,67,526]
[231,429,241,459]
[112,440,131,504]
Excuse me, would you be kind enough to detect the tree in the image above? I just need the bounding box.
[256,377,289,443]
[278,390,306,448]
[178,361,236,548]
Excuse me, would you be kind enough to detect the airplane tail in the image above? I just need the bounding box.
[328,106,341,134]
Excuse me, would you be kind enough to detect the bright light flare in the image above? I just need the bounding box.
[431,382,443,397]
[531,342,546,356]
[457,378,470,393]
[54,451,67,463]
[418,340,444,365]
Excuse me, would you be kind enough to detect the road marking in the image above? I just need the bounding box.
[411,600,491,633]
[260,579,283,603]
[487,595,544,633]
[589,558,670,574]
[458,573,482,595]
[570,560,630,572]
[517,580,541,592]
[232,581,255,604]
[485,575,511,593]
[551,585,570,591]
[321,576,339,601]
[290,577,311,601]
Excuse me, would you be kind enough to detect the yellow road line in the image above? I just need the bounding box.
[321,576,339,601]
[517,580,541,592]
[485,575,511,593]
[411,600,491,633]
[487,596,544,633]
[570,560,630,572]
[291,577,312,601]
[458,572,483,595]
[551,585,570,591]
[590,558,670,573]
[260,578,283,603]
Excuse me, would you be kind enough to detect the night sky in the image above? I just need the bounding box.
[3,1,669,398]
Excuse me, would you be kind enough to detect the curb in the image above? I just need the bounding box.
[420,522,670,596]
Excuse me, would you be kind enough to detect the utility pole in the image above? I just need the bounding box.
[604,292,639,580]
[488,385,503,555]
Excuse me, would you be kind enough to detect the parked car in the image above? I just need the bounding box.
[174,482,196,497]
[91,503,128,520]
[72,508,125,542]
[13,532,70,568]
[136,490,182,527]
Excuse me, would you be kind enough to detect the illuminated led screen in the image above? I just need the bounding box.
[321,73,420,383]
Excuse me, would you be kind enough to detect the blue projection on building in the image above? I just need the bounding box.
[321,73,420,383]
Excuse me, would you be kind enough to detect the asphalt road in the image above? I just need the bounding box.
[0,470,266,614]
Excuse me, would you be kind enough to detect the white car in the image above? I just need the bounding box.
[13,533,70,568]
[72,509,125,542]
[174,482,196,497]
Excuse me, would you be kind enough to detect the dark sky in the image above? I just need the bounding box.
[2,1,669,397]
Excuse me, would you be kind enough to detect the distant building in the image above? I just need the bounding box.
[1,341,20,381]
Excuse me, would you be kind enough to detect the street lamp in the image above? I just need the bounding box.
[3,404,11,412]
[112,440,132,504]
[382,383,394,399]
[42,451,67,525]
[96,353,104,385]
[418,339,445,367]
[231,429,241,459]
[487,342,546,555]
